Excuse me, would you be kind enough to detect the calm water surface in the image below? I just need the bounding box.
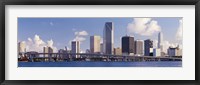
[18,61,182,67]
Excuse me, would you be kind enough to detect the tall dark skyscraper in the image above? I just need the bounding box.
[144,39,153,56]
[122,36,134,55]
[71,41,80,58]
[103,22,114,54]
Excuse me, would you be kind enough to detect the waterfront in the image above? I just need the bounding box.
[18,18,183,67]
[18,61,182,67]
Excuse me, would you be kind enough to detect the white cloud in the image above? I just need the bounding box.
[47,39,57,52]
[75,30,88,36]
[34,35,46,46]
[68,30,89,47]
[176,19,183,41]
[47,39,53,47]
[73,36,86,42]
[25,35,57,52]
[127,18,161,36]
[72,30,89,42]
[28,38,32,42]
[153,40,158,48]
[162,40,172,53]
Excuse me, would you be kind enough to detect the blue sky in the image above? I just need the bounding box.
[18,17,182,52]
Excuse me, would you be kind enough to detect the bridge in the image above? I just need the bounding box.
[21,52,182,62]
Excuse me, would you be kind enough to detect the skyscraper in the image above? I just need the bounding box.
[100,43,104,54]
[168,45,182,57]
[18,41,26,53]
[153,48,161,57]
[158,32,163,52]
[103,22,114,54]
[90,35,101,53]
[144,39,153,56]
[43,46,53,57]
[122,36,134,55]
[18,41,26,58]
[114,47,122,55]
[58,49,68,59]
[71,41,80,58]
[135,40,143,55]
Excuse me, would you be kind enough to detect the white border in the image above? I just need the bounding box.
[5,5,195,80]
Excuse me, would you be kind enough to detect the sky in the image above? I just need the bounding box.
[18,17,182,53]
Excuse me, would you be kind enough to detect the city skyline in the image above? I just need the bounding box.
[18,17,182,53]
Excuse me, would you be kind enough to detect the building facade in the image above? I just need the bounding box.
[71,41,80,58]
[58,49,68,59]
[158,32,163,53]
[100,43,104,54]
[43,46,53,57]
[168,46,182,57]
[144,39,153,56]
[122,36,134,55]
[114,47,122,55]
[90,35,101,53]
[153,48,161,57]
[135,40,143,56]
[18,41,26,53]
[103,22,114,54]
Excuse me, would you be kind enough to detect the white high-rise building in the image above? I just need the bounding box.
[153,48,161,57]
[18,41,26,58]
[103,22,114,54]
[71,41,80,58]
[158,32,163,52]
[18,41,26,53]
[90,35,101,53]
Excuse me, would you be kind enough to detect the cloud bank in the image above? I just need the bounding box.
[73,30,88,42]
[127,18,161,36]
[23,35,57,52]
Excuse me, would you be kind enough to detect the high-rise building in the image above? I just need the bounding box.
[144,39,153,56]
[43,46,53,57]
[58,49,68,59]
[122,36,134,55]
[135,40,143,55]
[158,32,163,52]
[103,22,114,54]
[90,35,101,53]
[114,47,122,55]
[71,41,80,58]
[153,48,161,57]
[168,45,182,57]
[18,41,26,58]
[18,41,26,53]
[100,43,104,54]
